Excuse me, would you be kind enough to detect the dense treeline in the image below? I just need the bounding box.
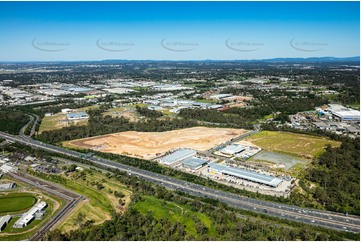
[43,168,359,241]
[304,139,360,214]
[0,110,29,134]
[3,141,358,240]
[312,71,360,105]
[179,106,269,127]
[262,123,360,214]
[37,106,197,143]
[251,90,327,115]
[46,206,350,241]
[180,90,327,126]
[261,122,349,142]
[135,106,163,118]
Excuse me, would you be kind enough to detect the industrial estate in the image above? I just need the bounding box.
[0,1,359,241]
[0,58,359,241]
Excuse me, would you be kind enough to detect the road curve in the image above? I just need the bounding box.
[0,131,359,233]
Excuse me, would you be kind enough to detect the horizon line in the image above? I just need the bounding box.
[0,56,360,63]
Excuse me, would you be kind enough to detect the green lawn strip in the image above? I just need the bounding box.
[60,176,113,214]
[57,171,132,232]
[58,200,108,233]
[258,113,273,121]
[128,103,148,108]
[85,171,131,194]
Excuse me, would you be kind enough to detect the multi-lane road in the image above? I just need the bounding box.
[19,113,39,138]
[0,131,359,233]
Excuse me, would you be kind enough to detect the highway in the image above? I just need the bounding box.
[19,113,40,138]
[0,130,359,233]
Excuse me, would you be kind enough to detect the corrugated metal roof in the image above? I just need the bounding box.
[220,144,245,154]
[160,149,196,164]
[182,157,208,168]
[208,162,282,187]
[67,112,88,118]
[0,215,11,228]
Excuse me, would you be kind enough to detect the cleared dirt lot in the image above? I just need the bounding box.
[65,127,247,159]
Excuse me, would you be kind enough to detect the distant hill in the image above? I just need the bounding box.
[101,56,360,63]
[1,56,359,64]
[247,56,360,63]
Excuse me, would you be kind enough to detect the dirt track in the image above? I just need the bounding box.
[66,127,247,159]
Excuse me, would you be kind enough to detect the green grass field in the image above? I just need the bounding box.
[54,170,132,233]
[38,106,97,133]
[129,103,148,108]
[246,131,341,159]
[0,191,65,241]
[38,114,88,134]
[133,195,217,238]
[38,115,64,133]
[258,113,273,121]
[0,193,36,214]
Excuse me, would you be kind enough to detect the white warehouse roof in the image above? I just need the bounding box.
[208,162,282,187]
[160,149,196,165]
[220,144,246,155]
[182,157,208,169]
[14,201,47,228]
[332,110,360,121]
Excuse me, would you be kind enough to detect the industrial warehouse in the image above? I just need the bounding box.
[158,145,286,190]
[326,104,360,122]
[181,157,208,170]
[66,112,89,120]
[208,163,283,187]
[0,215,11,232]
[0,182,16,190]
[159,148,197,165]
[219,144,246,156]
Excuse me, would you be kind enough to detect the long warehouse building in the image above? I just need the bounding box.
[208,162,282,187]
[160,148,197,165]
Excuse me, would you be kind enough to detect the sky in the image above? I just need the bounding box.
[0,1,359,61]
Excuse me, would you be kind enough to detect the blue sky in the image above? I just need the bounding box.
[0,1,359,61]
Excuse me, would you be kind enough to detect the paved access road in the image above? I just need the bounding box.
[0,131,359,233]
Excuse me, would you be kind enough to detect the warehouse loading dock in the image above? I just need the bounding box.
[208,162,282,187]
[181,157,208,170]
[159,149,197,165]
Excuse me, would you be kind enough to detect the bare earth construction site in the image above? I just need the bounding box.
[65,127,247,160]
